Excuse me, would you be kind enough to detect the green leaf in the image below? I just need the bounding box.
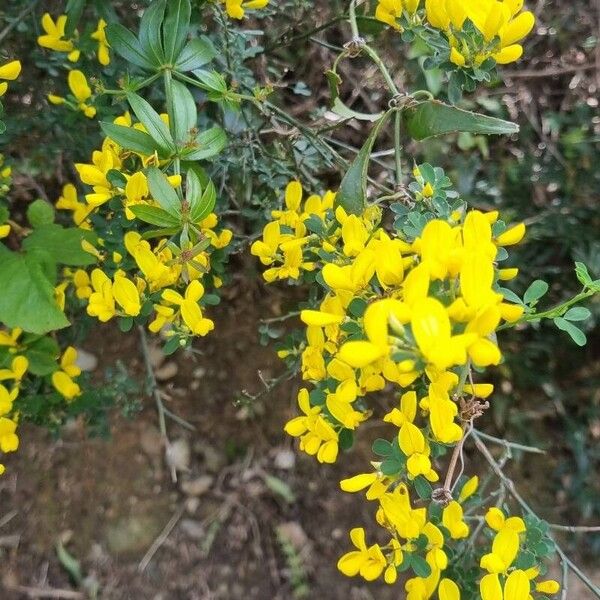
[372,438,393,457]
[118,317,134,332]
[185,169,201,208]
[411,554,432,578]
[413,476,432,500]
[331,97,383,122]
[264,474,295,503]
[127,92,175,154]
[105,23,156,70]
[336,111,391,215]
[24,336,60,376]
[27,199,55,227]
[129,204,181,227]
[65,0,86,38]
[175,37,216,72]
[146,167,181,216]
[403,100,519,140]
[162,0,191,63]
[524,280,549,305]
[190,179,216,223]
[56,541,82,585]
[100,122,161,156]
[0,251,69,334]
[183,127,227,161]
[380,458,403,476]
[171,79,197,145]
[554,317,587,347]
[575,262,592,287]
[192,69,228,95]
[564,307,591,322]
[23,224,97,266]
[139,0,166,66]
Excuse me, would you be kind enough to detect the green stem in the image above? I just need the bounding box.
[524,289,595,322]
[394,110,402,188]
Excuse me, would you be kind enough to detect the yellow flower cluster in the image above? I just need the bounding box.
[374,0,535,68]
[224,0,269,20]
[255,180,524,467]
[253,178,560,596]
[38,13,111,66]
[425,0,536,66]
[48,70,96,119]
[56,112,232,343]
[0,328,85,474]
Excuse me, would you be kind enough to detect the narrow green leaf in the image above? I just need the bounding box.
[331,97,383,122]
[336,111,392,215]
[175,37,216,72]
[190,179,216,223]
[404,100,519,140]
[127,92,175,154]
[171,79,197,145]
[0,251,69,334]
[524,280,549,305]
[185,169,201,207]
[183,127,227,161]
[23,224,97,266]
[146,167,181,216]
[100,122,160,156]
[192,69,228,94]
[56,541,82,585]
[162,0,191,63]
[554,317,587,346]
[139,0,166,66]
[65,0,86,38]
[129,204,181,227]
[105,23,156,70]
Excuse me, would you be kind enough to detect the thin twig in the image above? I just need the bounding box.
[3,585,83,599]
[138,504,185,572]
[473,429,546,454]
[0,0,39,45]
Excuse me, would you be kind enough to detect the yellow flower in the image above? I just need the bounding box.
[87,269,116,322]
[535,580,560,594]
[224,0,269,20]
[480,527,520,574]
[37,14,80,61]
[337,528,388,582]
[0,60,21,97]
[113,273,141,317]
[0,356,28,383]
[284,388,339,463]
[91,19,110,66]
[0,384,18,416]
[375,0,403,29]
[457,475,479,502]
[480,570,531,600]
[0,417,18,452]
[52,370,81,400]
[438,578,461,600]
[442,500,469,539]
[162,280,214,336]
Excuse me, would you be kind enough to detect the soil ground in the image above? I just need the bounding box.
[0,281,598,599]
